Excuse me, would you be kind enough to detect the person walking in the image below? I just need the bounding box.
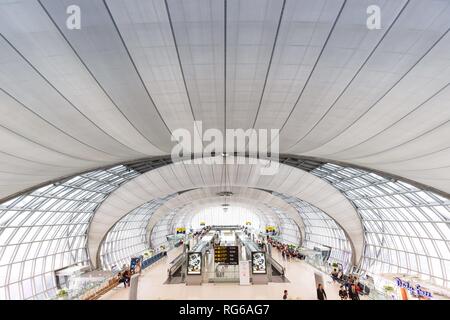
[351,284,360,300]
[317,283,327,300]
[347,282,354,300]
[339,285,348,300]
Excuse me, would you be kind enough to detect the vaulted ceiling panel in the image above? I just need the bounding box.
[0,0,449,199]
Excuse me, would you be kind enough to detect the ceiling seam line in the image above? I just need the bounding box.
[0,120,108,164]
[224,0,227,142]
[342,94,450,164]
[393,163,450,172]
[251,0,286,128]
[37,0,161,156]
[351,128,450,166]
[0,87,122,159]
[304,26,450,157]
[102,0,173,150]
[336,84,450,161]
[0,148,80,169]
[167,163,184,189]
[182,162,196,187]
[0,31,144,158]
[163,0,203,149]
[278,0,348,134]
[197,163,207,187]
[286,0,411,150]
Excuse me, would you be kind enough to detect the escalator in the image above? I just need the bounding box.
[267,255,289,283]
[164,252,186,284]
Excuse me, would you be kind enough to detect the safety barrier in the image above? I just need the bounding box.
[142,251,167,270]
[267,255,286,278]
[168,252,185,279]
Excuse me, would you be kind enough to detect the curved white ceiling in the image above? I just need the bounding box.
[0,0,450,201]
[87,158,362,267]
[144,186,307,244]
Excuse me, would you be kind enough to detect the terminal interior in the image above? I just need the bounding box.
[0,0,449,300]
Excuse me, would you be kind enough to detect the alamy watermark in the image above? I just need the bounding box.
[367,5,381,30]
[66,5,81,30]
[171,121,279,175]
[64,4,381,31]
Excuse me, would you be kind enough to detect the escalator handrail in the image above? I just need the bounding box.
[267,255,285,276]
[168,253,185,277]
[170,252,185,265]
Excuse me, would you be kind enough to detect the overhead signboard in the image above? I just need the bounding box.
[214,246,239,265]
[176,227,186,234]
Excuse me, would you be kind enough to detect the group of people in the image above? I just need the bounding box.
[193,226,211,238]
[267,237,305,260]
[338,275,362,300]
[283,284,327,300]
[282,282,360,300]
[338,283,361,300]
[330,269,364,300]
[331,269,344,282]
[117,266,131,288]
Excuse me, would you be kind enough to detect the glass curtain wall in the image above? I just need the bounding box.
[99,194,176,270]
[150,204,302,248]
[0,166,138,300]
[267,207,301,246]
[188,206,264,230]
[274,192,352,270]
[312,163,450,288]
[150,206,186,250]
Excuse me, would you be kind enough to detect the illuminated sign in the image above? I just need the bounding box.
[176,227,186,234]
[214,246,238,265]
[394,278,432,299]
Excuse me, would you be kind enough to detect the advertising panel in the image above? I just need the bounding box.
[187,252,202,275]
[251,251,266,274]
[239,260,250,285]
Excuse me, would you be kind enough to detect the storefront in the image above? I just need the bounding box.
[376,273,450,300]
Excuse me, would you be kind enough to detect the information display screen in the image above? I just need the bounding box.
[214,246,239,265]
[187,252,202,275]
[251,251,266,274]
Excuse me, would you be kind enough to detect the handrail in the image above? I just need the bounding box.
[170,252,185,265]
[142,251,166,270]
[168,252,185,278]
[267,255,285,277]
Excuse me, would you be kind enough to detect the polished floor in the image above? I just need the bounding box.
[101,246,357,300]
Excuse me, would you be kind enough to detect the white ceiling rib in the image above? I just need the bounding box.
[145,187,307,248]
[87,158,363,268]
[0,0,448,201]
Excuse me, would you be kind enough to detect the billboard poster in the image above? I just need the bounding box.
[187,252,202,275]
[239,260,250,285]
[130,256,142,274]
[251,252,266,274]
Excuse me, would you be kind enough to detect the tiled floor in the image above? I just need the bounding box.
[101,247,348,300]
